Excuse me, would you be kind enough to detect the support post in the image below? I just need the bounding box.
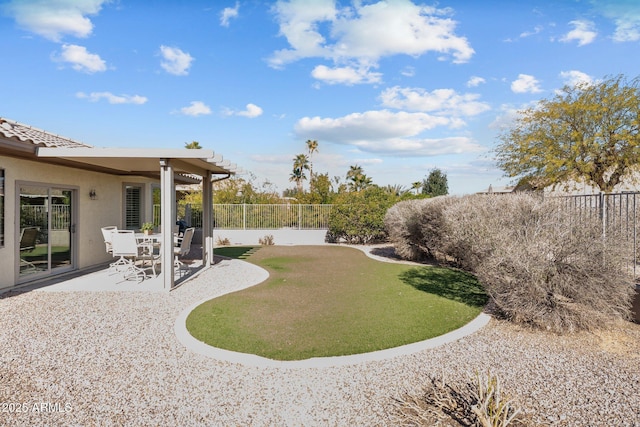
[599,192,607,238]
[202,171,213,266]
[160,159,175,291]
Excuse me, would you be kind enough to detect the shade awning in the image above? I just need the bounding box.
[36,147,237,180]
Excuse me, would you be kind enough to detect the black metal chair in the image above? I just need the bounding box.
[19,227,39,271]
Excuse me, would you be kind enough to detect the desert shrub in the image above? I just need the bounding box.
[408,192,636,332]
[384,199,432,261]
[473,200,635,332]
[393,371,528,426]
[440,194,541,271]
[258,234,274,245]
[385,192,635,331]
[418,195,457,261]
[215,236,230,246]
[385,196,456,261]
[327,187,399,244]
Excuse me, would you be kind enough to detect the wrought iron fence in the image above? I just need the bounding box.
[554,192,639,280]
[154,203,333,230]
[20,204,70,230]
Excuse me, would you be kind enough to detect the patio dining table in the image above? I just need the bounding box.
[135,232,163,244]
[130,233,164,279]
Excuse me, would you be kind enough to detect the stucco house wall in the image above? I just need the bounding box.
[0,155,156,290]
[1,116,239,292]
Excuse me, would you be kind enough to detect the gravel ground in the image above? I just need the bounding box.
[1,247,639,426]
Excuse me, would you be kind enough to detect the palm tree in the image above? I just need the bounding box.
[352,173,372,191]
[346,165,372,191]
[184,141,202,149]
[385,184,407,197]
[292,153,310,191]
[306,139,318,189]
[306,139,318,157]
[346,164,363,183]
[289,167,307,193]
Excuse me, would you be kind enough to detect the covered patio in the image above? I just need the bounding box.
[36,147,238,291]
[19,243,208,292]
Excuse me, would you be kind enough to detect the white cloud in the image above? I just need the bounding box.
[268,0,336,68]
[53,44,107,73]
[294,110,484,156]
[3,0,108,42]
[519,25,543,38]
[352,135,483,156]
[589,1,640,42]
[560,20,597,46]
[159,45,194,76]
[269,0,474,83]
[352,158,384,165]
[223,103,264,118]
[237,103,263,118]
[220,2,239,27]
[612,19,640,42]
[298,110,449,139]
[311,64,382,85]
[511,74,542,93]
[249,154,293,164]
[400,66,415,77]
[179,101,211,116]
[467,76,486,87]
[380,86,490,117]
[76,92,147,104]
[489,105,521,130]
[559,70,593,87]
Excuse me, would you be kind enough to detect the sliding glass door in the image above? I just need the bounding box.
[18,184,75,280]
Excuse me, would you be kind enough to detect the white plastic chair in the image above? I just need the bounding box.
[101,226,117,254]
[110,230,147,282]
[174,227,195,271]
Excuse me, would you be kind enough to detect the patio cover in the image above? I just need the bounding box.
[37,147,238,291]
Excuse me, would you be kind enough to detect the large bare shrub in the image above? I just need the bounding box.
[384,199,430,261]
[385,196,456,262]
[473,199,635,332]
[418,195,457,262]
[385,197,455,261]
[440,194,634,332]
[387,192,635,331]
[441,194,541,271]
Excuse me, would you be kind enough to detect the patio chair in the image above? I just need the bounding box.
[101,226,117,254]
[174,227,195,272]
[173,224,182,247]
[20,227,39,271]
[137,237,161,278]
[110,230,148,283]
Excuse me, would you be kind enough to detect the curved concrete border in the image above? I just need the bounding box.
[174,247,491,369]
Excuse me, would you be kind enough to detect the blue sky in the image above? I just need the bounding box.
[2,0,639,195]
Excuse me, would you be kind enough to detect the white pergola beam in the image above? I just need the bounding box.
[160,159,176,291]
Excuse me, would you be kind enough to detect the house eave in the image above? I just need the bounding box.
[36,147,237,177]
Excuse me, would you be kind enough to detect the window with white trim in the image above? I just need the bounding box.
[124,185,142,230]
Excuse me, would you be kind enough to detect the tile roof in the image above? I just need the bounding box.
[0,117,92,148]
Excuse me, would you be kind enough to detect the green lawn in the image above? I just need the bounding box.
[189,245,487,360]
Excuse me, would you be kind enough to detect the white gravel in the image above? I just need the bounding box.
[1,251,639,426]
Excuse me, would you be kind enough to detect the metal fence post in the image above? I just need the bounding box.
[634,194,638,281]
[599,192,606,238]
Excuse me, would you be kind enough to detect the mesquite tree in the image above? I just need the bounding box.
[495,74,640,192]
